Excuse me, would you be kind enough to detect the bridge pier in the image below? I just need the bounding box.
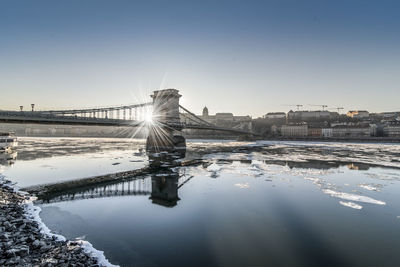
[146,89,186,155]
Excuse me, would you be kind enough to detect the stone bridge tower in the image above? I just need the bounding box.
[146,89,186,154]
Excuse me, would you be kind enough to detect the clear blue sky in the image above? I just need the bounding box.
[1,0,399,117]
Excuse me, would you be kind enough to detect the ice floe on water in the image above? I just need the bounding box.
[239,140,400,169]
[304,177,324,186]
[339,201,363,210]
[234,183,250,189]
[322,189,386,205]
[200,149,392,211]
[358,183,382,191]
[207,163,222,172]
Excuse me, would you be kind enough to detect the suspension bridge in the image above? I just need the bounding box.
[0,89,255,136]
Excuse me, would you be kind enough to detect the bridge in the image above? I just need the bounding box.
[0,89,256,152]
[0,89,253,132]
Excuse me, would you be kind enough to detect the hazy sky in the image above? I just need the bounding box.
[1,0,400,117]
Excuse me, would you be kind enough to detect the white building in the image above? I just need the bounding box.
[281,124,308,137]
[322,128,333,138]
[332,125,373,137]
[384,122,400,137]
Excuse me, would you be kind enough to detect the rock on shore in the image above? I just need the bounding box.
[0,178,113,267]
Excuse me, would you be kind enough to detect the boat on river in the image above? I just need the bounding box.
[0,132,18,152]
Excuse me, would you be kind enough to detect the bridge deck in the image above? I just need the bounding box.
[0,111,143,126]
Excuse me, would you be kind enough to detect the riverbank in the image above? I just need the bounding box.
[261,136,400,143]
[0,176,116,267]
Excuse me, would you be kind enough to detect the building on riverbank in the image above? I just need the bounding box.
[189,107,252,131]
[275,123,378,138]
[281,124,308,137]
[384,121,400,137]
[346,110,370,119]
[264,112,286,119]
[322,128,333,137]
[308,127,322,137]
[332,125,375,137]
[287,110,336,121]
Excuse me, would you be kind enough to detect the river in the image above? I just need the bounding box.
[1,137,400,267]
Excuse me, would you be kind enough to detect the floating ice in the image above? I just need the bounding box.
[207,163,221,172]
[304,177,324,186]
[359,184,381,191]
[322,189,386,205]
[234,183,250,189]
[339,201,363,210]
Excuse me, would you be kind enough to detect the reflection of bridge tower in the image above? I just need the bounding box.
[150,172,180,207]
[146,89,186,153]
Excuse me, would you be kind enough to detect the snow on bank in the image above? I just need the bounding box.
[79,240,118,267]
[0,174,119,267]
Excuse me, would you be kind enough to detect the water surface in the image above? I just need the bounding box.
[1,138,400,267]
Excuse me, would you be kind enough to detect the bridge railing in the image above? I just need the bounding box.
[0,110,147,126]
[39,102,153,114]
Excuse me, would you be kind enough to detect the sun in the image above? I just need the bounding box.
[145,112,153,123]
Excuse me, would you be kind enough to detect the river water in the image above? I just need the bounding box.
[1,137,400,267]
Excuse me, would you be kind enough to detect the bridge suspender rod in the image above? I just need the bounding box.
[178,105,214,126]
[180,113,208,125]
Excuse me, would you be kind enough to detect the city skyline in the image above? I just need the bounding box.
[1,0,400,117]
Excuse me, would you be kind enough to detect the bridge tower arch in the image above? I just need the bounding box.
[146,89,186,154]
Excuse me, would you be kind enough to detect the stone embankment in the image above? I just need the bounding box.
[263,136,400,143]
[0,178,110,267]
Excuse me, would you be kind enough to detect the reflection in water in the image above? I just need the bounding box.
[150,171,180,207]
[217,158,371,171]
[37,147,188,208]
[37,178,152,204]
[35,158,372,206]
[35,172,192,206]
[147,147,186,207]
[0,150,18,167]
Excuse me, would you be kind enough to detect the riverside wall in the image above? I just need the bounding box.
[0,123,146,138]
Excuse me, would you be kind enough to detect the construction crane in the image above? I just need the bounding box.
[283,104,303,111]
[308,104,328,111]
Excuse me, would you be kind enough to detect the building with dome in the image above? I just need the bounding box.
[183,106,252,131]
[202,107,209,117]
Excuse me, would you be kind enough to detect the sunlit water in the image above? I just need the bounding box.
[1,138,400,267]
